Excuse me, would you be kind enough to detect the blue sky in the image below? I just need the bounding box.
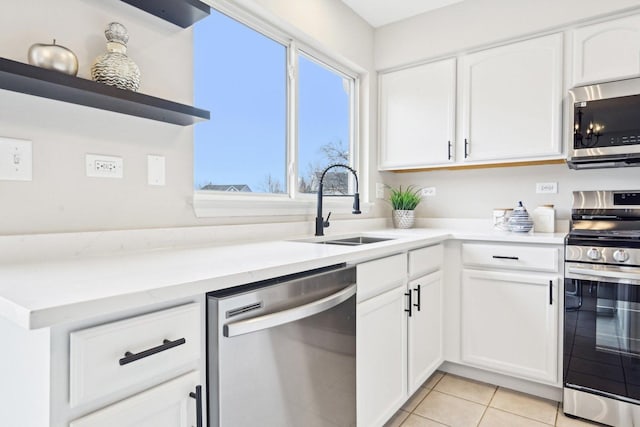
[193,10,349,192]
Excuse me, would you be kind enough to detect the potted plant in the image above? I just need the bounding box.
[387,185,422,228]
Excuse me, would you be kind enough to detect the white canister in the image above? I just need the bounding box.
[532,205,555,233]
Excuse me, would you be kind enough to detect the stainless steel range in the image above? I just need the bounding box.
[564,190,640,426]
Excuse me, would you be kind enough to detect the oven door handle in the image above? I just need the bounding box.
[223,284,356,338]
[567,266,640,283]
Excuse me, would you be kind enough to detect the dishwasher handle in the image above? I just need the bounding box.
[224,283,356,338]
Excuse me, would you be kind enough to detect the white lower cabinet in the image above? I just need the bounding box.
[407,270,443,395]
[356,245,443,427]
[70,371,201,427]
[69,303,201,407]
[356,254,408,427]
[461,269,559,383]
[357,284,408,427]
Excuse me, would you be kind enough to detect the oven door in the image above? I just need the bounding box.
[564,262,640,404]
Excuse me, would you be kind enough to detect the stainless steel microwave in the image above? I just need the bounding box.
[568,78,640,169]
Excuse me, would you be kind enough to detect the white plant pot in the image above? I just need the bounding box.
[392,210,415,229]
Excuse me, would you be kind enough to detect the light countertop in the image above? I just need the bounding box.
[0,227,566,330]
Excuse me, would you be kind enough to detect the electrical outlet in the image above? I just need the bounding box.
[86,154,123,178]
[536,182,558,194]
[376,182,385,199]
[421,187,436,197]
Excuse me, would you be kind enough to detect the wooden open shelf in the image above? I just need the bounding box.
[0,57,210,126]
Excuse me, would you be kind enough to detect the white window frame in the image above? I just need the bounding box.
[192,3,365,218]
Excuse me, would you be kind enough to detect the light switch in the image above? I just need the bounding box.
[0,137,32,181]
[147,155,165,186]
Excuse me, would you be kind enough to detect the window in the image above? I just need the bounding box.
[193,8,358,214]
[297,54,353,196]
[194,10,287,194]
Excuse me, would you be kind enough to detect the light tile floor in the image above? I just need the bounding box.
[384,372,606,427]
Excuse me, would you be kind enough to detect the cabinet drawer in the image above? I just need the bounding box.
[409,245,443,277]
[70,371,200,427]
[357,253,406,302]
[70,303,201,407]
[462,243,559,272]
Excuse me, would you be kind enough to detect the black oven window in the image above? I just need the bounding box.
[564,279,640,401]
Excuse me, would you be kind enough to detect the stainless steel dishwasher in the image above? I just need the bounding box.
[207,264,356,427]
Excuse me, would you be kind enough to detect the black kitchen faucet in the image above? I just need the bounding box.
[315,163,361,236]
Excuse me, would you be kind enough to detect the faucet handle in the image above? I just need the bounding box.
[323,211,331,227]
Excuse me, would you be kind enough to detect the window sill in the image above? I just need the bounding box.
[192,191,372,218]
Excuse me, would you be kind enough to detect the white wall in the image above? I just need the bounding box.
[375,0,640,70]
[0,0,375,235]
[376,0,640,222]
[384,164,640,223]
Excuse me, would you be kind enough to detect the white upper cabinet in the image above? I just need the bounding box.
[572,13,640,87]
[379,58,456,170]
[459,33,564,163]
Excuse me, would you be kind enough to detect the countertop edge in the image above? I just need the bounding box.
[3,228,567,330]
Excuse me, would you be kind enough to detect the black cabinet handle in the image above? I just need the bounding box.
[492,255,519,260]
[405,291,412,317]
[549,280,553,305]
[119,337,186,366]
[190,385,203,427]
[447,141,452,160]
[464,138,469,158]
[413,284,421,311]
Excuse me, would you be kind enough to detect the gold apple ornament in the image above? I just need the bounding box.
[28,39,78,76]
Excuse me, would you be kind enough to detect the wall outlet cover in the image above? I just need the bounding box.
[148,155,166,186]
[536,182,558,194]
[0,136,32,181]
[86,154,123,178]
[421,187,436,197]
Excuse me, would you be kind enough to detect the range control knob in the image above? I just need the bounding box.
[613,249,629,263]
[586,247,601,260]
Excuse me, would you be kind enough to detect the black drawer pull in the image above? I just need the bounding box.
[119,337,186,366]
[190,385,203,427]
[405,291,412,317]
[549,280,553,305]
[492,255,519,260]
[413,284,422,311]
[447,141,452,160]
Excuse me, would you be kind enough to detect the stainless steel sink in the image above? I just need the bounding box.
[314,236,394,246]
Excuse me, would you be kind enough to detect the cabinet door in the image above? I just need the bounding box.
[379,58,456,169]
[70,371,202,427]
[407,270,443,395]
[461,270,559,384]
[459,33,563,162]
[357,285,408,427]
[572,14,640,86]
